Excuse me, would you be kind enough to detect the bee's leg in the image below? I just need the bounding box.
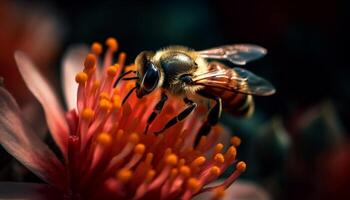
[144,92,168,134]
[154,98,197,135]
[195,91,222,147]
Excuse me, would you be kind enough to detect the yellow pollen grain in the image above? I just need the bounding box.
[166,154,178,166]
[236,161,247,172]
[112,95,121,109]
[145,169,156,183]
[191,156,206,168]
[106,37,118,52]
[179,166,191,177]
[231,136,241,147]
[187,178,200,192]
[209,166,221,176]
[84,54,96,70]
[97,132,112,145]
[128,133,139,144]
[81,108,94,120]
[107,66,118,77]
[116,168,132,183]
[134,143,146,154]
[145,153,154,166]
[116,129,124,140]
[99,99,112,110]
[75,72,88,84]
[214,153,225,164]
[99,92,110,100]
[91,42,102,55]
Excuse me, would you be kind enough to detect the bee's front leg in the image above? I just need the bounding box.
[154,98,197,135]
[144,92,168,134]
[195,90,222,147]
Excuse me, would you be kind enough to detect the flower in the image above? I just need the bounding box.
[0,38,246,200]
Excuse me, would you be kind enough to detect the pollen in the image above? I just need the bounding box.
[91,42,103,55]
[107,65,118,77]
[230,136,241,147]
[112,95,122,109]
[81,108,94,120]
[209,166,221,176]
[99,99,112,110]
[99,92,110,100]
[166,154,178,166]
[75,72,88,84]
[116,168,133,183]
[179,166,191,177]
[84,53,96,70]
[128,133,140,144]
[97,132,112,145]
[187,178,200,192]
[106,37,118,52]
[134,143,146,154]
[236,161,247,172]
[190,156,206,168]
[214,153,225,164]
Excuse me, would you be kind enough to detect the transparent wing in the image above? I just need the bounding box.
[198,44,267,65]
[192,62,275,96]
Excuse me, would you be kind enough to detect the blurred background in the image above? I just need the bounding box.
[1,0,349,199]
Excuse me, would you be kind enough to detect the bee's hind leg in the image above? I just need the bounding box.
[154,98,197,135]
[195,90,222,147]
[144,92,168,134]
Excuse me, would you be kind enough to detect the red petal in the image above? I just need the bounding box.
[0,87,67,190]
[14,51,69,155]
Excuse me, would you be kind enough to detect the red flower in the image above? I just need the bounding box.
[0,38,246,200]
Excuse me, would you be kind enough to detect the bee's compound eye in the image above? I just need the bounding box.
[142,62,159,92]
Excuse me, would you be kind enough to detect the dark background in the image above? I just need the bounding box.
[1,0,350,199]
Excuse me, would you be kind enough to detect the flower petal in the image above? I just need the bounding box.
[14,51,69,155]
[0,182,62,200]
[0,87,67,189]
[61,45,89,110]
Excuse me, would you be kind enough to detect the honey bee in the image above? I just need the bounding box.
[119,44,275,145]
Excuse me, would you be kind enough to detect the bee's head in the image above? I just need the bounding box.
[135,51,160,98]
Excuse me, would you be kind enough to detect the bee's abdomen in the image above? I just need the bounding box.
[208,88,254,117]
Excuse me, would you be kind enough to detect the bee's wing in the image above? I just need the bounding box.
[198,44,267,65]
[192,62,275,96]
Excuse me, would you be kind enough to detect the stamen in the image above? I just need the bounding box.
[214,143,224,155]
[236,161,246,172]
[211,187,225,200]
[75,72,88,84]
[116,168,132,183]
[224,146,237,162]
[106,37,118,52]
[190,156,206,169]
[99,92,110,100]
[145,153,154,166]
[97,132,112,146]
[84,54,96,71]
[134,143,146,155]
[112,95,122,109]
[128,132,140,144]
[81,108,94,120]
[107,65,118,77]
[116,129,124,141]
[118,52,126,67]
[230,136,241,147]
[145,169,156,183]
[166,154,178,166]
[187,177,200,193]
[179,166,191,177]
[91,42,103,55]
[99,99,112,111]
[209,166,221,177]
[214,153,225,164]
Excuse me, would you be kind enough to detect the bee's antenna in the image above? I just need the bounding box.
[122,85,137,105]
[114,70,137,87]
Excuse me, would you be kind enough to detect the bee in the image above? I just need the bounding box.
[119,44,275,145]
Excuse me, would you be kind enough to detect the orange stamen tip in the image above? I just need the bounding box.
[187,178,200,192]
[106,37,118,52]
[116,129,124,140]
[166,154,178,166]
[134,143,146,154]
[192,156,206,167]
[214,153,225,164]
[128,133,139,144]
[75,72,88,84]
[92,80,100,90]
[179,166,191,177]
[178,158,186,168]
[97,132,112,145]
[113,88,120,95]
[225,146,237,160]
[116,168,132,183]
[231,136,241,147]
[236,161,247,172]
[99,92,110,100]
[91,42,103,55]
[84,54,96,69]
[145,152,154,165]
[112,95,121,109]
[107,66,117,77]
[170,168,178,180]
[209,166,221,176]
[145,169,156,183]
[99,99,112,110]
[214,143,224,154]
[81,108,94,120]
